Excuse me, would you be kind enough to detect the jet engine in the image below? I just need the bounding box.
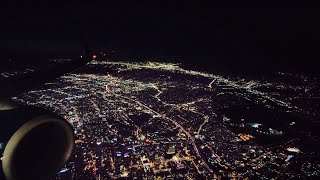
[0,101,74,180]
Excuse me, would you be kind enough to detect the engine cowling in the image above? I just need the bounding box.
[0,101,74,180]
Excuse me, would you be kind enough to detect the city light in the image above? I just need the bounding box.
[11,60,320,179]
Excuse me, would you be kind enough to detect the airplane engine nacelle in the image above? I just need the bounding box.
[0,101,74,180]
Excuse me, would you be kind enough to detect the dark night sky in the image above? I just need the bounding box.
[1,2,320,72]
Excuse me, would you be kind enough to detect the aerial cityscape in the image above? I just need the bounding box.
[11,60,320,179]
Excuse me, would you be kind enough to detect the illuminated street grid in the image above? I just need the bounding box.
[13,60,320,179]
